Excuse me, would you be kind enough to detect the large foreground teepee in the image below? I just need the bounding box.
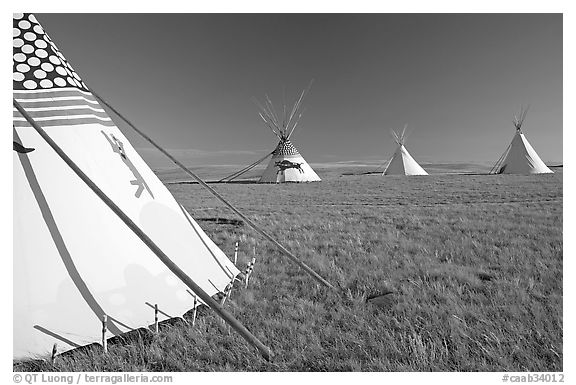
[256,86,321,183]
[491,107,553,174]
[383,125,428,176]
[13,13,240,359]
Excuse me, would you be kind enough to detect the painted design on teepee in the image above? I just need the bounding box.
[14,141,35,153]
[275,159,304,174]
[13,13,89,92]
[101,130,154,198]
[490,106,553,175]
[13,13,239,359]
[13,13,114,129]
[383,125,428,176]
[254,83,321,183]
[272,139,300,156]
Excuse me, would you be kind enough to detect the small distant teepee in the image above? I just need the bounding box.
[383,125,428,176]
[490,106,553,175]
[255,84,321,183]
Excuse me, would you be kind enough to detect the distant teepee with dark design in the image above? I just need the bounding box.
[257,85,321,183]
[382,125,428,176]
[219,83,321,183]
[490,106,553,174]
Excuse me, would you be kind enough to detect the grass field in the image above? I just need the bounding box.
[14,165,563,372]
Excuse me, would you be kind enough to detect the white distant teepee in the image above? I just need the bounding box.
[383,125,428,176]
[13,13,240,359]
[491,106,553,174]
[256,85,321,183]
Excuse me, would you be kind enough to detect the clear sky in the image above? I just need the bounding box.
[35,13,563,167]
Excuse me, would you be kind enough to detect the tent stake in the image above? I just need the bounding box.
[90,91,336,292]
[102,315,108,353]
[154,304,159,333]
[50,343,57,365]
[14,99,272,361]
[234,241,239,265]
[245,256,256,289]
[192,295,198,327]
[221,282,233,306]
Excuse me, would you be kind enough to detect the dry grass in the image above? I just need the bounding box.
[14,167,562,372]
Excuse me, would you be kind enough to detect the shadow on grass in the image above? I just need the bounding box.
[196,217,244,226]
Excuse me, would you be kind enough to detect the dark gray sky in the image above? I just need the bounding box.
[36,13,562,167]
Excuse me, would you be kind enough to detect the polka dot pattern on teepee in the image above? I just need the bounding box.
[272,139,300,156]
[13,13,89,91]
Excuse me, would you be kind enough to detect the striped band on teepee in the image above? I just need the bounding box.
[272,139,300,156]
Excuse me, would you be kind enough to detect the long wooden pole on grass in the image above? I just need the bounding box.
[90,91,337,292]
[14,99,273,361]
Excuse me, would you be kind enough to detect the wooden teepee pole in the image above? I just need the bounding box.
[90,91,336,292]
[14,99,272,361]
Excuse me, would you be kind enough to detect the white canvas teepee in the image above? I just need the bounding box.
[13,13,239,359]
[491,107,553,174]
[383,126,428,176]
[255,86,321,183]
[259,139,321,183]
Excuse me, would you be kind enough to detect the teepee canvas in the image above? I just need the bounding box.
[256,86,321,183]
[383,126,428,176]
[491,107,553,174]
[13,13,239,359]
[259,138,321,183]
